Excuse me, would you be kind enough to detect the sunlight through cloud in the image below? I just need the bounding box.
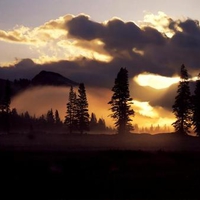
[134,73,180,89]
[139,11,175,38]
[132,100,158,118]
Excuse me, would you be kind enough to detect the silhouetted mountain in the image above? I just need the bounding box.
[32,70,78,86]
[0,71,79,99]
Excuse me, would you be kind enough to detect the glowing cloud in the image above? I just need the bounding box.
[134,73,180,89]
[139,11,175,38]
[132,100,175,129]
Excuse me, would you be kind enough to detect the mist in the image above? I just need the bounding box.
[11,86,114,127]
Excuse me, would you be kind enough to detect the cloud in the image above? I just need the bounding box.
[134,72,180,89]
[2,12,200,129]
[132,100,174,128]
[67,14,166,57]
[0,15,70,45]
[139,11,174,38]
[171,19,200,49]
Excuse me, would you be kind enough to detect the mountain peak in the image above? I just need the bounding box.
[32,70,78,86]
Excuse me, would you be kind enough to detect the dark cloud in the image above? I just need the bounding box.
[179,19,200,35]
[67,15,104,40]
[2,15,200,112]
[66,15,200,76]
[67,15,166,54]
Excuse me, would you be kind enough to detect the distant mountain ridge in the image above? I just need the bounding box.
[32,70,78,86]
[0,70,79,98]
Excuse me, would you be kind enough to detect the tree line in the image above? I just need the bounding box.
[172,64,200,136]
[1,65,200,136]
[0,68,133,135]
[0,82,110,134]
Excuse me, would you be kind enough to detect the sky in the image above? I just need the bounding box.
[1,0,200,131]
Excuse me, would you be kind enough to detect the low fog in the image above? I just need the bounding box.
[11,85,175,131]
[11,86,114,127]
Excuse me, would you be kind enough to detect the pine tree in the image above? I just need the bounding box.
[46,109,55,125]
[55,110,62,125]
[65,86,78,134]
[77,83,90,134]
[97,118,106,131]
[4,80,11,114]
[108,67,134,134]
[172,64,192,135]
[192,73,200,136]
[90,112,98,130]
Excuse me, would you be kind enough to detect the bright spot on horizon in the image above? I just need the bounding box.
[132,100,158,118]
[134,73,180,89]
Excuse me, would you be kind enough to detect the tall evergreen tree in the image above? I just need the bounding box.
[65,86,78,134]
[172,64,192,135]
[90,112,98,130]
[46,109,55,125]
[192,73,200,136]
[108,67,134,134]
[97,118,106,131]
[77,83,90,134]
[55,110,62,125]
[4,80,11,114]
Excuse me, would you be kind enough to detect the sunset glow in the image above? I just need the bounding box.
[1,0,200,135]
[132,100,158,118]
[134,73,180,89]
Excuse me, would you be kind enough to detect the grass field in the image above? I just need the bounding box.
[0,133,200,199]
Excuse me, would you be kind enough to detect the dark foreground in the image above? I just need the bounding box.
[1,149,200,200]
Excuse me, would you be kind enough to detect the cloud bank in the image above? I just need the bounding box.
[2,12,200,128]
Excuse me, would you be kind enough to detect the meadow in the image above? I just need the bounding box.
[1,133,200,199]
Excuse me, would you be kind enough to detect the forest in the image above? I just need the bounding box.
[1,65,200,200]
[0,64,199,137]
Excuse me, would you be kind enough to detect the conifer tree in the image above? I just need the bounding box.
[55,110,62,125]
[97,118,106,131]
[192,73,200,136]
[46,109,55,125]
[77,83,90,134]
[65,86,78,134]
[4,80,11,114]
[172,64,192,135]
[90,112,98,130]
[108,67,134,134]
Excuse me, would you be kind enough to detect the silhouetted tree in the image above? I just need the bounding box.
[172,64,192,135]
[77,83,90,134]
[108,67,134,134]
[155,124,160,133]
[10,108,20,130]
[97,118,106,131]
[150,124,154,133]
[90,112,98,130]
[65,86,78,134]
[0,80,11,133]
[37,114,47,130]
[134,124,139,132]
[46,109,55,125]
[55,110,62,125]
[4,80,11,114]
[192,73,200,136]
